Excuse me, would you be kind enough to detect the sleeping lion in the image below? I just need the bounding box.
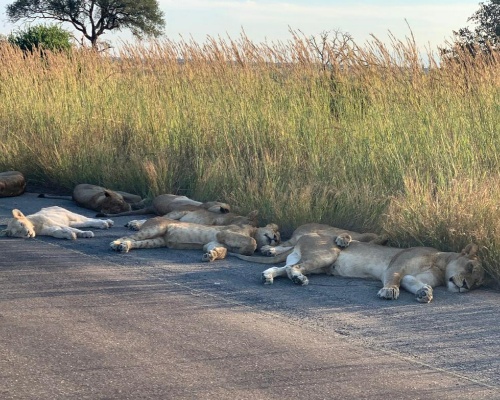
[233,231,484,303]
[110,216,280,262]
[0,206,114,240]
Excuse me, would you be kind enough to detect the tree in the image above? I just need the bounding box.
[8,24,72,53]
[452,0,500,55]
[6,0,165,49]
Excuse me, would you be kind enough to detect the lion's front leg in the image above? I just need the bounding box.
[202,241,228,262]
[110,236,168,253]
[71,218,114,229]
[124,219,147,230]
[401,275,434,303]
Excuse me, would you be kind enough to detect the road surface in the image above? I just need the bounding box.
[1,192,499,399]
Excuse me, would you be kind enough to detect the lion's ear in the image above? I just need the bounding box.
[104,190,113,198]
[11,209,25,219]
[247,210,259,219]
[461,243,479,258]
[266,223,279,231]
[220,204,231,213]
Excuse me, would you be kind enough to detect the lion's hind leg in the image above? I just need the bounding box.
[202,241,228,262]
[262,266,287,284]
[42,226,91,240]
[285,259,332,286]
[260,244,294,256]
[216,231,257,256]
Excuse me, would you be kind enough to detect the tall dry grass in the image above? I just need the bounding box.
[1,32,500,283]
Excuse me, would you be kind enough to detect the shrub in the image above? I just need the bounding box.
[8,24,72,53]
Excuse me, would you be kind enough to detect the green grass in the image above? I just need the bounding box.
[1,33,500,283]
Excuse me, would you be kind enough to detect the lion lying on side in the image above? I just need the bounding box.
[39,184,145,215]
[234,232,484,303]
[124,209,259,230]
[110,216,280,262]
[97,193,231,218]
[0,171,26,197]
[0,206,114,240]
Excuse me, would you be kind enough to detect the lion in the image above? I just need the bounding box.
[0,206,114,240]
[0,171,26,197]
[96,193,231,218]
[110,216,280,262]
[234,232,484,303]
[124,209,259,230]
[39,184,145,215]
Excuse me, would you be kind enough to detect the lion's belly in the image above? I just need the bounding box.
[332,244,401,280]
[166,224,220,246]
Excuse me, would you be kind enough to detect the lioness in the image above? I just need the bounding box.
[125,209,259,230]
[97,194,230,218]
[235,233,484,303]
[0,206,114,240]
[0,171,26,197]
[39,184,145,215]
[110,216,280,262]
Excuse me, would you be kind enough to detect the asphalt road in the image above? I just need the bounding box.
[1,192,499,400]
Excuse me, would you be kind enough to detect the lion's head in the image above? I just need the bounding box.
[201,201,231,214]
[0,209,36,238]
[255,223,281,249]
[446,244,484,293]
[99,190,132,215]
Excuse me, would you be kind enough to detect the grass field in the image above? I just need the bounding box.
[1,32,500,283]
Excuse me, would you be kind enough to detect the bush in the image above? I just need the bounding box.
[8,24,72,53]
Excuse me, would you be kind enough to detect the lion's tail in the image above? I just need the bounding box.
[95,207,156,218]
[38,193,72,200]
[229,249,292,264]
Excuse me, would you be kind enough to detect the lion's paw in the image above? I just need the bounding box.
[378,286,400,300]
[80,231,94,238]
[260,245,277,256]
[261,272,274,285]
[202,251,216,262]
[125,220,141,230]
[335,233,352,248]
[291,274,309,286]
[416,285,433,303]
[96,219,113,229]
[110,241,130,253]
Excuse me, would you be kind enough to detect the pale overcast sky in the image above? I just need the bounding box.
[0,0,480,51]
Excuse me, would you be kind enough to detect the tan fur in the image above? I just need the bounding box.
[0,171,26,197]
[246,234,484,303]
[125,210,259,230]
[97,193,231,218]
[110,217,280,262]
[257,223,387,258]
[0,206,114,240]
[39,184,145,215]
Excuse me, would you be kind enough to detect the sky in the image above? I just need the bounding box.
[0,0,481,53]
